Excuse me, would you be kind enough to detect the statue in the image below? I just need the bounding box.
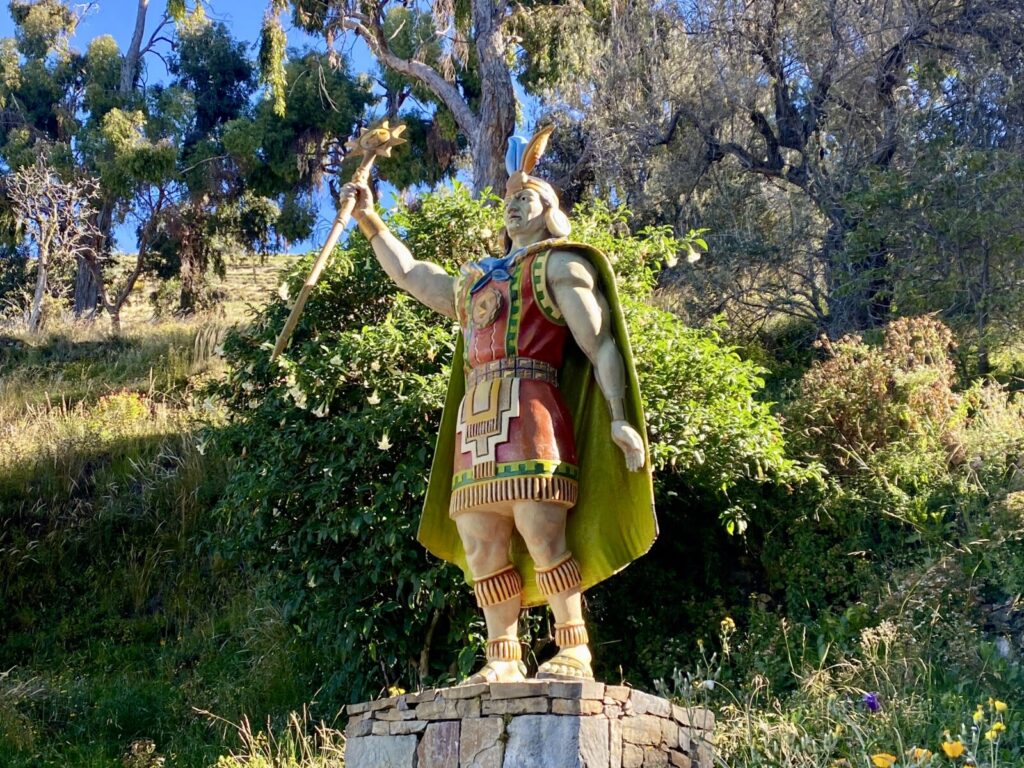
[340,126,657,684]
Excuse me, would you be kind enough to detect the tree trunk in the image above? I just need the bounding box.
[822,206,892,337]
[470,0,516,195]
[976,243,991,375]
[179,249,199,315]
[121,0,150,95]
[73,254,100,319]
[29,257,48,333]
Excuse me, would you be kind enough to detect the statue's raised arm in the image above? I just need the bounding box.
[341,182,457,319]
[407,125,657,686]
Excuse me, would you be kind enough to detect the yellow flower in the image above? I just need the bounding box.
[720,616,736,634]
[871,753,898,768]
[908,747,933,763]
[941,740,965,759]
[973,706,984,724]
[992,721,1006,734]
[387,685,406,697]
[994,699,1008,713]
[985,728,998,742]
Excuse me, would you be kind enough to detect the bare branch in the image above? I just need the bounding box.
[339,14,479,141]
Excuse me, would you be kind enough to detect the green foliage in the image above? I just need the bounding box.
[82,34,122,118]
[214,186,809,703]
[756,316,1024,618]
[257,13,287,118]
[9,0,76,59]
[171,20,254,140]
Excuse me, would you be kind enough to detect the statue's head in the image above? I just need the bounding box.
[503,126,571,246]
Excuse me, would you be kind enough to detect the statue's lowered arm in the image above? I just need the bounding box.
[546,250,646,472]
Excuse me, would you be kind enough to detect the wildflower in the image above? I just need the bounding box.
[377,432,392,450]
[992,722,1006,734]
[387,685,406,697]
[941,740,965,759]
[973,705,984,724]
[985,728,998,742]
[863,692,881,713]
[871,753,898,768]
[720,616,736,634]
[994,699,1008,713]
[908,747,933,763]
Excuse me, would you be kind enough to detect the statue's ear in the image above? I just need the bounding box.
[544,207,571,239]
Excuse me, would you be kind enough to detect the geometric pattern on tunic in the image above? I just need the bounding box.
[452,459,579,491]
[458,376,520,464]
[531,250,565,324]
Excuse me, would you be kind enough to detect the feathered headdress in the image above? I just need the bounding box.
[504,125,570,238]
[505,124,557,197]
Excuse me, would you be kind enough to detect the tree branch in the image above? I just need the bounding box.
[340,14,479,141]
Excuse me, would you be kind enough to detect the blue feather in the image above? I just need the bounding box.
[505,135,528,175]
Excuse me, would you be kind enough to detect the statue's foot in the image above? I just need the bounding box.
[535,645,594,681]
[461,659,528,686]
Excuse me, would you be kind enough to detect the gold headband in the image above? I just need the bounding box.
[505,170,557,201]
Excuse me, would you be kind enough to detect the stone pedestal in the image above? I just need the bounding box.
[343,681,714,768]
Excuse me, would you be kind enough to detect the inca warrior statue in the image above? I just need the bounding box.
[341,125,657,684]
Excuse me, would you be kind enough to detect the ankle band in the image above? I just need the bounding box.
[473,565,523,607]
[555,621,589,648]
[486,636,522,662]
[535,552,581,596]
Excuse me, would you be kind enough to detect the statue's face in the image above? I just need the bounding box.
[504,188,547,240]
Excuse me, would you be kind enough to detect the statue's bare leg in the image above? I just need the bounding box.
[455,509,527,684]
[513,501,593,680]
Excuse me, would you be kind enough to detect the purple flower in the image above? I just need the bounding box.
[863,692,881,712]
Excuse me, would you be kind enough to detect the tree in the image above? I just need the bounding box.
[224,49,373,245]
[529,0,1024,337]
[8,156,100,331]
[0,0,175,322]
[265,0,520,194]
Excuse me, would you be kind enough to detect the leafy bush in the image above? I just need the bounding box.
[213,185,807,704]
[757,316,1024,619]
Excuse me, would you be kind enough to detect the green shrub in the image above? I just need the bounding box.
[757,315,1024,619]
[213,186,808,704]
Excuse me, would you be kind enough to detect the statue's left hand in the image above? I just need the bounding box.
[611,420,645,472]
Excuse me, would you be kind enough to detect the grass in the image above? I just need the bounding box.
[3,253,1024,767]
[0,255,318,767]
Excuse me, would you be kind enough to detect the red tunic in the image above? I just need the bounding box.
[450,250,579,515]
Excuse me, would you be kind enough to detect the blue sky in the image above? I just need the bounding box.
[0,2,538,254]
[0,0,377,253]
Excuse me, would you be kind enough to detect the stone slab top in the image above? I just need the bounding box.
[344,681,715,735]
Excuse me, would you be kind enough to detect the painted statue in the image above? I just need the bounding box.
[341,126,657,684]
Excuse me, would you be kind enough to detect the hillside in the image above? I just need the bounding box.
[2,232,1024,768]
[0,255,314,767]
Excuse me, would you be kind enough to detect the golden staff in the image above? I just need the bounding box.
[271,120,407,361]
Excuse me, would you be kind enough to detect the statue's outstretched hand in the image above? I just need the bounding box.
[611,420,645,472]
[340,181,374,220]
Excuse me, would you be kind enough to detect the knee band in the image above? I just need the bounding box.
[535,552,581,596]
[486,635,522,662]
[473,564,523,607]
[555,620,589,648]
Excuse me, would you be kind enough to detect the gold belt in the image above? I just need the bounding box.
[466,356,558,388]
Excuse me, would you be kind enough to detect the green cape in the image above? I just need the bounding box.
[417,240,658,607]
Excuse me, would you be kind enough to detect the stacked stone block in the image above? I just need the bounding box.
[343,681,714,767]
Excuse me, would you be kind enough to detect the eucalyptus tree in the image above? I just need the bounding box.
[262,0,527,194]
[0,0,175,320]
